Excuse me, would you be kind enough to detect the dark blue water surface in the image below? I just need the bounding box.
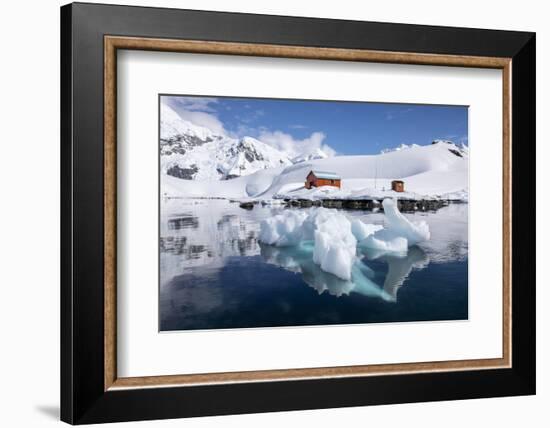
[160,199,468,331]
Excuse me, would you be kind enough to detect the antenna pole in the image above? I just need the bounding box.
[374,159,378,189]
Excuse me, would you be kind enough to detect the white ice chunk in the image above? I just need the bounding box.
[312,229,356,281]
[363,229,408,253]
[351,218,383,241]
[312,230,330,268]
[260,207,358,280]
[309,210,358,280]
[381,198,430,245]
[362,198,430,253]
[323,244,355,281]
[258,210,307,246]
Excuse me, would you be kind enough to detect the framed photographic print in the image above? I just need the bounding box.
[60,2,536,424]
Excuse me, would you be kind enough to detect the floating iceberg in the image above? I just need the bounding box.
[382,198,431,245]
[258,210,308,247]
[259,199,430,280]
[363,198,430,252]
[363,230,409,253]
[313,229,356,280]
[351,218,383,241]
[305,210,358,279]
[260,208,360,279]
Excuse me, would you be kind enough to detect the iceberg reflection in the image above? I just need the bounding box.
[260,242,429,302]
[359,246,430,301]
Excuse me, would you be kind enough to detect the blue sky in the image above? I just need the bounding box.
[162,95,468,156]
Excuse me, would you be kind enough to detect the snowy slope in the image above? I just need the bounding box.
[380,143,421,154]
[160,102,220,145]
[162,141,468,201]
[260,140,468,199]
[161,104,292,180]
[291,148,329,163]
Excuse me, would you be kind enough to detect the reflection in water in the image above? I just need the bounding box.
[159,199,468,330]
[260,242,429,302]
[168,214,199,230]
[260,242,379,298]
[160,199,272,282]
[362,246,430,301]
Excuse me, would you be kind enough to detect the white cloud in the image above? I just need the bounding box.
[163,96,227,135]
[258,130,336,158]
[458,134,468,145]
[230,124,258,139]
[234,109,265,125]
[170,96,219,112]
[177,110,227,135]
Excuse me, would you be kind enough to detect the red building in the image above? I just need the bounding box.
[305,170,342,189]
[391,180,405,192]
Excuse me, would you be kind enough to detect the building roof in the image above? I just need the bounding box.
[309,170,341,180]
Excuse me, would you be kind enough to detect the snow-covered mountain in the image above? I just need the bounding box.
[161,104,292,180]
[162,140,469,201]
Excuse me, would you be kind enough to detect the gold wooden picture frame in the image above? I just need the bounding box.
[104,36,512,391]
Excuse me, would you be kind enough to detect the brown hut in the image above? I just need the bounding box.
[391,180,405,192]
[305,170,341,189]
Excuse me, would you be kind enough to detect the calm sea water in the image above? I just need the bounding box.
[160,199,468,331]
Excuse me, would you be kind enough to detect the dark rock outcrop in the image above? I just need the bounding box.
[166,164,198,180]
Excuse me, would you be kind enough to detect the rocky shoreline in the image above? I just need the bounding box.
[238,198,465,212]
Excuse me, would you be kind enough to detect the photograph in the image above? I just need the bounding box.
[159,95,470,331]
